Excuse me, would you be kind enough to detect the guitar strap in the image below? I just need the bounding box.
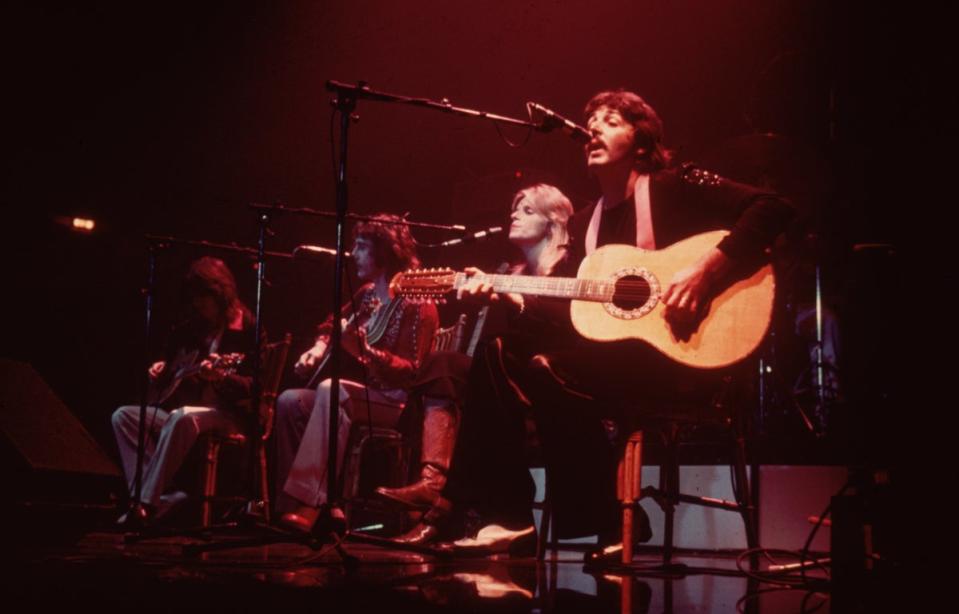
[364,296,402,346]
[585,173,654,254]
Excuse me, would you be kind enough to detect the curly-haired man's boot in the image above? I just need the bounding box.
[377,405,458,510]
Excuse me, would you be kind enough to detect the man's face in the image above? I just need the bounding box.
[351,236,383,282]
[585,106,638,172]
[508,197,551,246]
[192,294,220,325]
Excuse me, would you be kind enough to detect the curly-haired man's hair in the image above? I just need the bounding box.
[353,213,420,277]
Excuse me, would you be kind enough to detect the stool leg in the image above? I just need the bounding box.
[663,428,679,564]
[537,487,551,561]
[258,444,271,523]
[732,433,758,549]
[202,440,221,528]
[621,431,643,565]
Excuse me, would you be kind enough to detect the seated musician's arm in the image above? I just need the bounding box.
[509,249,577,328]
[295,285,372,375]
[663,166,795,316]
[362,301,439,389]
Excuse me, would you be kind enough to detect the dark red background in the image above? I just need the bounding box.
[3,1,923,454]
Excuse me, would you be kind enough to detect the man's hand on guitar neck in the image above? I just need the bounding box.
[457,267,524,311]
[294,338,329,378]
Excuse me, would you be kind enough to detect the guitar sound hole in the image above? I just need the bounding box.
[612,275,651,311]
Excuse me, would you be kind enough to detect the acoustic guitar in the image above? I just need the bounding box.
[389,230,774,369]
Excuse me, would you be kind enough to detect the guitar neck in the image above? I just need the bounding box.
[457,273,614,302]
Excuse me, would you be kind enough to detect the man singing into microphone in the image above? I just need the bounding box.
[394,89,794,557]
[519,88,795,556]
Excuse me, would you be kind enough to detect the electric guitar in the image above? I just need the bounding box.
[389,230,774,369]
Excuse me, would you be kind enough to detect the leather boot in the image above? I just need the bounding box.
[389,496,452,546]
[377,405,458,509]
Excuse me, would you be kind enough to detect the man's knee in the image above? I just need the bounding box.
[112,405,138,430]
[164,409,201,439]
[276,389,314,422]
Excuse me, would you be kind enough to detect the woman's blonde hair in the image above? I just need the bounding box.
[511,183,573,275]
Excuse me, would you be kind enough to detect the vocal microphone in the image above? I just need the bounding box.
[294,245,350,257]
[527,102,591,143]
[437,226,503,247]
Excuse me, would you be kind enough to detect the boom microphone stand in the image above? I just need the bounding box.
[127,239,163,520]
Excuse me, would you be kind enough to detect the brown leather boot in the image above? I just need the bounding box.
[389,496,453,546]
[377,405,458,509]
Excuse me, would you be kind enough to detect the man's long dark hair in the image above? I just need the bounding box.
[182,256,252,327]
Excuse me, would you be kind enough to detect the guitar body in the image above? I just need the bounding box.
[570,231,774,368]
[147,348,201,406]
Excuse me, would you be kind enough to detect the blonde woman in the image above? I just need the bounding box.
[375,183,574,549]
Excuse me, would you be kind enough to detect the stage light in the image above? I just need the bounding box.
[72,217,96,232]
[53,215,97,233]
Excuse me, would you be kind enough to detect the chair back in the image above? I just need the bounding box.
[259,333,292,440]
[431,313,468,354]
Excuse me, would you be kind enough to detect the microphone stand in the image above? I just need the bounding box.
[129,239,163,518]
[250,203,466,233]
[325,80,544,132]
[247,212,269,519]
[326,89,354,530]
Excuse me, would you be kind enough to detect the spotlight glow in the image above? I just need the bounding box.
[72,217,95,232]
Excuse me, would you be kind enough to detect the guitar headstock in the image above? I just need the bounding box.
[389,268,457,303]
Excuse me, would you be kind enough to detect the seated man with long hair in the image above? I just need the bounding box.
[112,256,258,527]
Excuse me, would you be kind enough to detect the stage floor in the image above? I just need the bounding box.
[7,527,838,613]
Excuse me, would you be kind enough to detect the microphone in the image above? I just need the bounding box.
[294,245,350,258]
[527,102,591,143]
[437,226,503,247]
